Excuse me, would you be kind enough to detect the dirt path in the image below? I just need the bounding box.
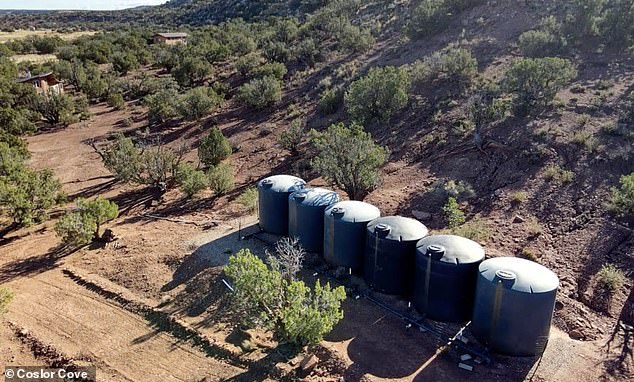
[27,106,128,197]
[2,269,244,381]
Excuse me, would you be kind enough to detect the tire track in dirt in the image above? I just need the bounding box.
[60,266,250,369]
[2,269,245,382]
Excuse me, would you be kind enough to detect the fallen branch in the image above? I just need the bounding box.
[142,214,217,228]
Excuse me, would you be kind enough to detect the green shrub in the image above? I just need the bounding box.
[511,191,527,204]
[112,51,139,75]
[519,248,539,262]
[596,264,625,294]
[293,38,320,67]
[345,66,409,123]
[235,53,262,76]
[518,17,567,57]
[525,216,543,237]
[107,92,125,110]
[442,197,466,228]
[319,87,344,115]
[140,145,185,187]
[543,164,575,184]
[338,24,374,53]
[0,108,36,136]
[263,41,292,64]
[178,87,222,121]
[467,83,510,134]
[0,288,15,316]
[609,172,634,216]
[563,0,605,41]
[503,57,577,115]
[224,249,346,346]
[139,76,179,97]
[279,119,305,155]
[99,134,184,187]
[408,46,478,92]
[101,134,142,183]
[450,219,491,242]
[431,179,476,201]
[571,131,599,152]
[518,30,564,58]
[75,93,91,121]
[207,163,235,195]
[237,76,283,109]
[31,92,76,125]
[252,62,287,80]
[618,91,634,128]
[198,128,232,167]
[55,211,97,246]
[76,196,118,236]
[0,167,64,227]
[144,88,181,124]
[407,0,452,38]
[237,187,258,213]
[176,163,208,197]
[407,0,485,38]
[310,122,388,200]
[173,56,213,87]
[433,46,478,89]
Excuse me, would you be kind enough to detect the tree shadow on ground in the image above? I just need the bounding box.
[576,221,633,308]
[67,178,117,200]
[0,244,79,283]
[159,224,265,323]
[604,282,634,378]
[109,186,158,216]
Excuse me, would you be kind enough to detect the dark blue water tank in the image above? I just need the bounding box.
[364,216,428,295]
[472,257,559,356]
[258,175,305,235]
[323,201,381,271]
[288,188,339,252]
[413,235,485,323]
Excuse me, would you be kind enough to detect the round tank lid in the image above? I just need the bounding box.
[416,235,485,265]
[290,188,339,207]
[366,216,428,242]
[479,257,559,293]
[258,175,306,192]
[324,200,381,223]
[426,245,446,260]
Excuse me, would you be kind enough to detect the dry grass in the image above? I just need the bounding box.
[0,29,94,44]
[10,54,57,63]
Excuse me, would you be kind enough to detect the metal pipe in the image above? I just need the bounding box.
[364,293,491,364]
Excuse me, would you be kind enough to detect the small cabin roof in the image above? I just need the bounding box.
[16,72,61,84]
[154,32,188,38]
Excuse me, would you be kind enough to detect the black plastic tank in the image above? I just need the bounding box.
[413,235,485,323]
[323,201,381,271]
[471,257,559,356]
[288,188,339,252]
[258,175,305,235]
[364,216,429,295]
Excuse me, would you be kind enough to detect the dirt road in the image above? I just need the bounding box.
[2,268,244,382]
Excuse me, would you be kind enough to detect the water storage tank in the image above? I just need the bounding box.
[323,201,381,271]
[364,216,428,295]
[258,175,305,235]
[471,257,559,356]
[288,188,339,252]
[413,235,485,323]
